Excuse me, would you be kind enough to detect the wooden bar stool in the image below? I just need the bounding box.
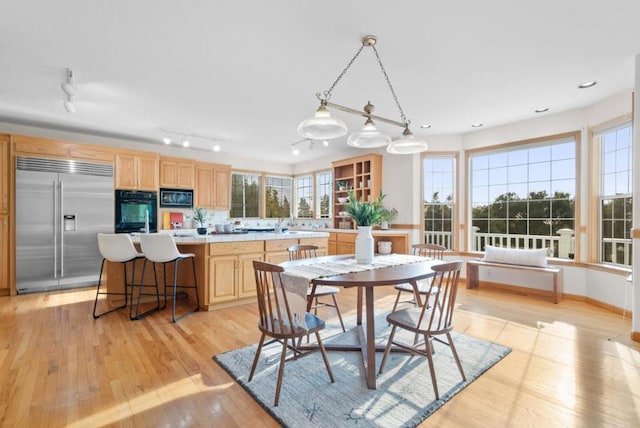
[138,233,200,323]
[93,233,155,319]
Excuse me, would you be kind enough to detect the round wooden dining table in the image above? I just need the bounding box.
[280,255,442,389]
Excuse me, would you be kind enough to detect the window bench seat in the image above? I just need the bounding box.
[466,260,563,304]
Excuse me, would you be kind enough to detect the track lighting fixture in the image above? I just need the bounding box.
[61,68,77,114]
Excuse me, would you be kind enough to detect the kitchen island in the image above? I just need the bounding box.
[105,231,329,311]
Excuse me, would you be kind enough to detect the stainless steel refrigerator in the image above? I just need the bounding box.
[15,157,114,294]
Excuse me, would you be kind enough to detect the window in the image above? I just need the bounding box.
[597,122,633,266]
[469,136,576,258]
[316,171,332,219]
[422,156,455,249]
[230,172,260,218]
[295,175,314,218]
[265,175,292,219]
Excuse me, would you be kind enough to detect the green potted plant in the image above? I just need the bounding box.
[191,206,209,235]
[344,189,386,263]
[379,207,398,230]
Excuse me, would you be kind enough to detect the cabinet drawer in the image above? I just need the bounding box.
[210,241,264,256]
[337,233,357,243]
[298,237,328,248]
[265,239,298,252]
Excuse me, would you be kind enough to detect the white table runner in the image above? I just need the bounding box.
[280,254,432,330]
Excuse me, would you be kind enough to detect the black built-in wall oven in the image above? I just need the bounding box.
[114,190,158,233]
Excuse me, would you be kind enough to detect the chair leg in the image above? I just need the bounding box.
[171,257,200,323]
[446,332,466,381]
[132,260,162,320]
[248,333,266,382]
[378,325,398,374]
[93,259,128,319]
[423,333,440,401]
[274,338,289,407]
[331,294,346,332]
[391,290,402,313]
[315,331,335,383]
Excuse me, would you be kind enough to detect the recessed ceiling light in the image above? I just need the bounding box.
[213,144,221,152]
[292,148,300,156]
[163,137,171,144]
[534,108,549,113]
[471,123,483,128]
[578,81,597,89]
[182,139,190,147]
[322,140,329,147]
[420,124,431,129]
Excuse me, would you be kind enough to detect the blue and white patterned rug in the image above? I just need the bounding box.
[213,314,511,427]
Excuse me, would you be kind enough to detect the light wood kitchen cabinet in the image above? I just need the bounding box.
[0,214,9,294]
[13,135,114,162]
[115,152,159,190]
[207,236,328,309]
[208,241,264,305]
[328,230,409,255]
[264,238,299,264]
[0,136,9,214]
[159,157,195,189]
[195,162,231,209]
[213,165,231,209]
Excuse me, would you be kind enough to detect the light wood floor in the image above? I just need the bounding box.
[1,283,639,427]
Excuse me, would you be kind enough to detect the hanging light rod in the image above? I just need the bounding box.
[297,35,428,154]
[325,101,405,128]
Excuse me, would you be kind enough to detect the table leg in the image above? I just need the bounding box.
[467,263,479,289]
[365,286,376,389]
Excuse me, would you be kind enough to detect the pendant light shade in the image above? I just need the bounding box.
[297,102,348,139]
[347,118,391,148]
[386,126,428,154]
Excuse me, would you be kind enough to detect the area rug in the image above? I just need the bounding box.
[213,314,511,427]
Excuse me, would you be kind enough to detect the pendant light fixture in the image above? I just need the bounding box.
[297,35,428,154]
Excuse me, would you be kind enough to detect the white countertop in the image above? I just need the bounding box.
[290,227,412,235]
[132,230,329,244]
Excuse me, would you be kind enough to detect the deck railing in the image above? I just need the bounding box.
[423,228,631,266]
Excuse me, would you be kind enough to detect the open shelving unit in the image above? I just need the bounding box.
[332,153,382,229]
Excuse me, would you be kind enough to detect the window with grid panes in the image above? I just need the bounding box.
[230,172,260,218]
[597,122,633,266]
[295,175,314,218]
[422,156,455,249]
[316,171,332,219]
[469,136,576,257]
[265,175,292,219]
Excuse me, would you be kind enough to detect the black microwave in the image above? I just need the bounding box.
[159,188,194,208]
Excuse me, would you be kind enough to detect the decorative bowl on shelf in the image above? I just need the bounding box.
[338,211,348,216]
[338,197,349,204]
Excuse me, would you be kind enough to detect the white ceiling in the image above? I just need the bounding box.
[1,1,639,164]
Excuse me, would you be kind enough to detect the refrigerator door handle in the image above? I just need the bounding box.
[53,180,58,279]
[60,180,64,278]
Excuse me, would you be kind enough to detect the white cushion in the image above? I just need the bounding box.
[482,245,548,268]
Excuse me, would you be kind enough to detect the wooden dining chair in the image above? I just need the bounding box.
[248,260,335,406]
[379,261,466,401]
[390,243,447,312]
[287,244,345,332]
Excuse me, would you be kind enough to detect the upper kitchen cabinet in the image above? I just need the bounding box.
[12,135,115,163]
[0,135,9,214]
[195,162,231,209]
[159,157,195,189]
[115,152,159,191]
